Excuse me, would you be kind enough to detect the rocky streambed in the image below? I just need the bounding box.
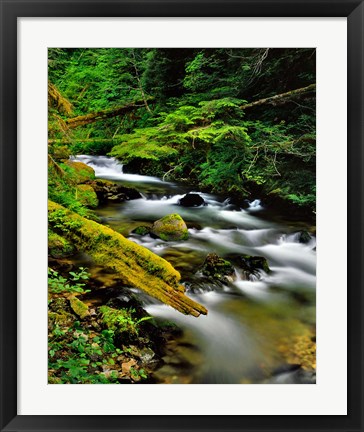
[49,155,316,384]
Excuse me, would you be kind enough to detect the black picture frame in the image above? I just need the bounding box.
[1,1,363,431]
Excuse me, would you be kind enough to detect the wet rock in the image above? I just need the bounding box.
[179,193,205,207]
[239,255,270,277]
[105,289,146,312]
[267,366,316,384]
[201,253,235,283]
[132,226,151,236]
[89,179,141,203]
[151,213,189,241]
[108,194,123,201]
[298,230,311,244]
[272,363,301,376]
[186,221,203,230]
[129,346,156,364]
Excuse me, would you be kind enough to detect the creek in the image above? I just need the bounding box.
[73,155,316,384]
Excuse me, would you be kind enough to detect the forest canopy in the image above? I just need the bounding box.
[48,48,316,215]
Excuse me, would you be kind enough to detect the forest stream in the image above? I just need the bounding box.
[70,154,316,384]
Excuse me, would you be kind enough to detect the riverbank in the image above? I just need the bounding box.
[48,155,316,384]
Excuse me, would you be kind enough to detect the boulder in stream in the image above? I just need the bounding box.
[298,230,311,244]
[201,253,235,283]
[239,254,270,277]
[89,179,141,203]
[178,193,205,207]
[151,214,189,241]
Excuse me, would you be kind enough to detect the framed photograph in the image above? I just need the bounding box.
[1,0,363,431]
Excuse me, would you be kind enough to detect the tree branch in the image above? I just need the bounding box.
[241,84,316,110]
[64,100,152,129]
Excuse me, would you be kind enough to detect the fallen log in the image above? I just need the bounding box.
[48,201,207,317]
[64,100,151,129]
[48,138,120,145]
[240,84,316,110]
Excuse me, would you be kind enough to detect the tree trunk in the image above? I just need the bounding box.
[240,84,316,110]
[130,49,152,113]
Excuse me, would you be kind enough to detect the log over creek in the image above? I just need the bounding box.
[60,155,316,384]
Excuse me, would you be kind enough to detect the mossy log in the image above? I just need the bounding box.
[48,201,207,317]
[64,100,152,129]
[48,138,120,145]
[48,82,73,115]
[240,84,316,110]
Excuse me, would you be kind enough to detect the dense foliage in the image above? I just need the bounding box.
[49,47,315,215]
[48,269,150,384]
[48,48,316,384]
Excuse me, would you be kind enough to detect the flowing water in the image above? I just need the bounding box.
[73,155,316,384]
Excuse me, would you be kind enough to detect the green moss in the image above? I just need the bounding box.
[99,305,138,334]
[63,160,95,184]
[69,297,90,319]
[48,160,97,219]
[48,310,75,328]
[76,184,98,208]
[151,213,189,241]
[48,201,207,317]
[48,229,75,258]
[48,376,62,384]
[133,226,151,236]
[201,253,234,280]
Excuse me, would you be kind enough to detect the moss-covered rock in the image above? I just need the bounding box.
[201,253,235,282]
[48,310,75,329]
[48,201,207,317]
[76,184,98,208]
[64,160,95,184]
[239,255,270,277]
[151,214,189,241]
[132,226,151,236]
[48,229,75,258]
[69,297,90,319]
